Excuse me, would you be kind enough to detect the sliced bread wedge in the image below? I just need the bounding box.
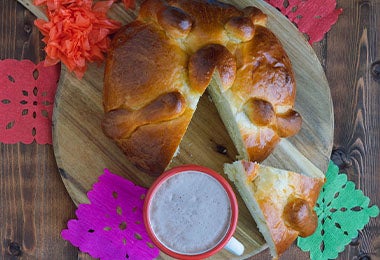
[224,160,325,259]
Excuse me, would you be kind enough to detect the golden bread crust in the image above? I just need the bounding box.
[102,91,186,140]
[103,0,301,175]
[232,26,296,107]
[115,109,194,175]
[188,44,237,92]
[168,0,242,51]
[104,21,189,111]
[227,25,302,161]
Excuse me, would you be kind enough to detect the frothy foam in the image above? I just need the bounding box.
[148,170,231,255]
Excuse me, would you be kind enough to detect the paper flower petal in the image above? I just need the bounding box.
[34,0,121,79]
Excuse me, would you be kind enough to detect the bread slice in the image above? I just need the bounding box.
[224,160,325,259]
[209,24,302,163]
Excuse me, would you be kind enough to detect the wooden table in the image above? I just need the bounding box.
[0,1,379,259]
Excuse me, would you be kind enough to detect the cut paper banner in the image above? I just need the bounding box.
[0,59,60,144]
[265,0,343,43]
[61,169,160,260]
[298,162,379,259]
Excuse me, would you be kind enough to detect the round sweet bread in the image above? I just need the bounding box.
[102,0,302,175]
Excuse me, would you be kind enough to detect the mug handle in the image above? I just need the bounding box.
[224,236,245,256]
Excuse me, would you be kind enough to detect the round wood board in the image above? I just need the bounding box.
[21,0,334,258]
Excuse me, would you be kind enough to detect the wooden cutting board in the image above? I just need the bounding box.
[19,0,334,258]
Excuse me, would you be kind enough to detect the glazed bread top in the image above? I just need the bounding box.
[102,0,301,175]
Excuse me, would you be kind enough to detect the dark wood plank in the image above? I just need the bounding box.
[0,1,78,259]
[328,0,380,259]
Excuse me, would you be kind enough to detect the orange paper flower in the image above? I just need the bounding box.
[34,0,121,78]
[34,0,79,10]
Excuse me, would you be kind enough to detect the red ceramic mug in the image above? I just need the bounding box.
[143,165,244,259]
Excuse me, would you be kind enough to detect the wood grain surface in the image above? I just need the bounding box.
[49,0,333,259]
[1,0,379,260]
[0,1,78,259]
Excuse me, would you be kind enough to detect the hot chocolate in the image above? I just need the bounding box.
[147,170,232,255]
